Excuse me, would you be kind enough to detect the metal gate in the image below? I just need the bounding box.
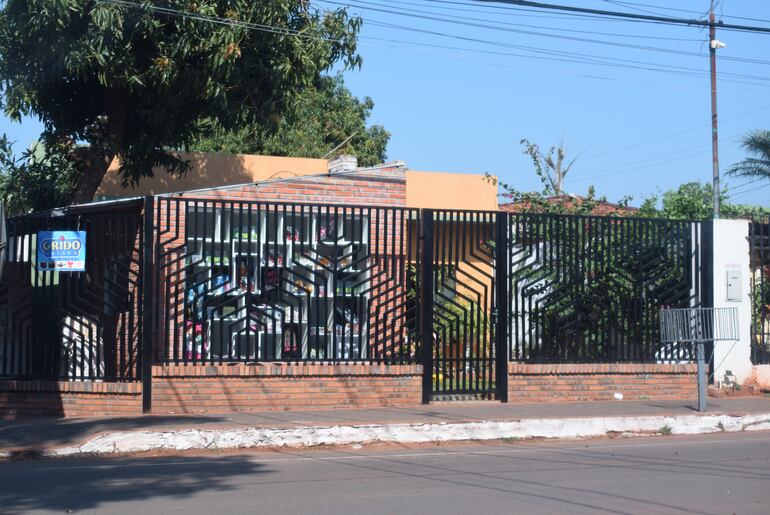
[420,210,505,400]
[0,199,146,381]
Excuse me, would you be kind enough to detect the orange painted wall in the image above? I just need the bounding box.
[96,153,328,198]
[405,171,498,210]
[96,153,499,212]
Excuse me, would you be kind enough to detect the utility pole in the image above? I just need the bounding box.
[709,0,722,219]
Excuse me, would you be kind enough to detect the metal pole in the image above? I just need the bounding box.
[696,341,707,412]
[495,212,509,402]
[420,209,434,404]
[709,2,721,219]
[141,196,155,413]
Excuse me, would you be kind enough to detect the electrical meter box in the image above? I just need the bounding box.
[726,269,742,302]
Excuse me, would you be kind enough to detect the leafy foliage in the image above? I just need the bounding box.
[638,182,770,222]
[0,0,362,202]
[490,170,632,216]
[728,129,770,182]
[519,138,579,196]
[0,134,79,215]
[191,74,389,167]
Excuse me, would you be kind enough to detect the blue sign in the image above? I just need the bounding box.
[37,231,86,272]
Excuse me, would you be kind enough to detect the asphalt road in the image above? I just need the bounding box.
[1,432,769,514]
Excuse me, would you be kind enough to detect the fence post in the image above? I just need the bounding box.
[701,220,714,382]
[141,196,155,413]
[420,209,434,404]
[709,219,754,386]
[495,211,509,402]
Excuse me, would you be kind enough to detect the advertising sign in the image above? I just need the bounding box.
[37,231,86,272]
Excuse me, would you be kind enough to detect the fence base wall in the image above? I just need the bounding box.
[508,363,697,403]
[747,365,770,389]
[0,381,142,419]
[151,364,423,414]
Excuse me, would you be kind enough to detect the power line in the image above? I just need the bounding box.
[725,177,768,195]
[473,0,770,35]
[102,0,347,42]
[581,103,770,161]
[318,0,770,80]
[105,0,770,88]
[350,0,704,42]
[322,0,770,67]
[730,183,770,201]
[600,1,704,18]
[357,34,767,98]
[602,1,770,24]
[354,17,770,87]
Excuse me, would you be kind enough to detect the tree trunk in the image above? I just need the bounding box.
[69,149,116,205]
[69,87,128,205]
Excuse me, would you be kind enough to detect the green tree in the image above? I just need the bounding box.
[0,0,361,203]
[192,74,389,167]
[638,181,770,221]
[0,134,80,215]
[728,130,770,182]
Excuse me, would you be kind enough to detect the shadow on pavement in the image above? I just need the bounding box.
[0,454,267,514]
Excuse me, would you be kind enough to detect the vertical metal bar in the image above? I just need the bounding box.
[701,220,715,379]
[390,208,398,363]
[495,211,509,402]
[421,209,434,404]
[437,211,446,394]
[141,196,155,413]
[407,208,416,365]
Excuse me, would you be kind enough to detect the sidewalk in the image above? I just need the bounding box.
[3,397,770,458]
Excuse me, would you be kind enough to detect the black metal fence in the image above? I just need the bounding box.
[750,221,770,364]
[0,197,706,394]
[507,214,702,363]
[0,200,145,381]
[154,198,420,366]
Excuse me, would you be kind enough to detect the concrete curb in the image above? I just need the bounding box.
[3,412,768,458]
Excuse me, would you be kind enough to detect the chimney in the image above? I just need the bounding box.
[328,155,358,174]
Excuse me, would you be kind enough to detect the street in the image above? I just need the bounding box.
[1,432,768,514]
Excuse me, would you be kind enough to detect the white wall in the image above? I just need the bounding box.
[711,219,753,385]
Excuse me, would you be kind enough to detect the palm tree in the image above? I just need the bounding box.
[728,130,770,181]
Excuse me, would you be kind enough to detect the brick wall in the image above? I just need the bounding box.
[0,380,142,419]
[151,363,422,414]
[508,363,697,403]
[190,168,407,206]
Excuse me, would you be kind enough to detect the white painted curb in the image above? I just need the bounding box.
[35,412,770,457]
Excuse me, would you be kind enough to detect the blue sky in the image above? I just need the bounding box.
[2,0,769,207]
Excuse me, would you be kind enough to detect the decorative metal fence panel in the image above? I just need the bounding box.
[154,198,420,365]
[0,200,145,381]
[750,222,770,364]
[425,210,498,397]
[508,214,702,363]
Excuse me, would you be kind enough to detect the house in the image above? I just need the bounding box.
[0,153,709,418]
[500,194,638,216]
[90,153,500,413]
[96,152,498,211]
